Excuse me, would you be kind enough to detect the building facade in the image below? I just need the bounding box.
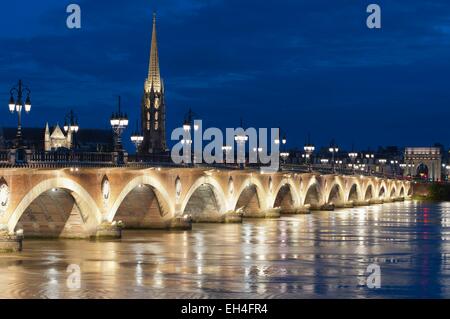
[44,123,72,151]
[404,147,442,181]
[140,13,167,154]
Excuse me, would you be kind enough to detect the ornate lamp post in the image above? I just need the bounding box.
[234,133,248,169]
[303,134,315,171]
[252,146,263,163]
[110,96,128,164]
[365,152,375,175]
[233,118,249,168]
[181,108,199,164]
[378,158,387,176]
[277,130,288,166]
[63,109,79,149]
[130,120,144,155]
[222,145,232,164]
[8,80,31,156]
[329,140,339,173]
[390,160,399,177]
[349,151,358,174]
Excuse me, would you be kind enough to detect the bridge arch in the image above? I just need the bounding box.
[378,183,387,199]
[107,175,174,227]
[407,185,413,196]
[399,186,405,197]
[272,179,301,209]
[233,178,268,214]
[7,177,102,237]
[302,180,322,207]
[327,181,346,205]
[181,176,227,222]
[364,183,375,201]
[347,183,361,202]
[389,185,397,198]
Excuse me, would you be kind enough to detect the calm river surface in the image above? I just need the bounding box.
[1,201,450,299]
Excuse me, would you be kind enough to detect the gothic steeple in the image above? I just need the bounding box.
[145,12,161,93]
[140,12,167,154]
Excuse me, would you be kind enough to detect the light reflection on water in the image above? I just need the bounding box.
[0,201,449,298]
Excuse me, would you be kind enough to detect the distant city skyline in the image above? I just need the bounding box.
[1,0,450,152]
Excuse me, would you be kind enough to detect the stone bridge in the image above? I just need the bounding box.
[0,166,411,248]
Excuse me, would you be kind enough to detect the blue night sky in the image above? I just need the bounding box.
[1,0,450,152]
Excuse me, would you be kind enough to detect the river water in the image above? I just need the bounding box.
[1,201,449,299]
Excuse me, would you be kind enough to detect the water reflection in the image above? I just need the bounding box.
[0,201,449,298]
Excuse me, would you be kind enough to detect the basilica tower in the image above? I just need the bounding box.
[140,13,167,154]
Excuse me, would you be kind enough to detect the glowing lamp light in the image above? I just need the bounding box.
[8,95,15,113]
[304,145,315,153]
[24,95,31,113]
[329,147,339,153]
[235,135,248,142]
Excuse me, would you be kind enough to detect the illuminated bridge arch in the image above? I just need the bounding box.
[302,180,322,207]
[181,176,227,222]
[378,182,387,199]
[326,181,346,205]
[8,177,102,237]
[347,183,361,202]
[233,178,268,215]
[272,179,301,210]
[108,175,174,228]
[363,183,375,201]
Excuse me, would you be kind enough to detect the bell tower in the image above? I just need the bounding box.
[140,12,167,154]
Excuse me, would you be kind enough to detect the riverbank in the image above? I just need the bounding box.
[412,183,450,201]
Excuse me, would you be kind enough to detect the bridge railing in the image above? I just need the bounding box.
[30,151,114,164]
[0,151,408,179]
[281,163,402,180]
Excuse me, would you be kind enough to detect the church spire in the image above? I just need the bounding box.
[146,12,161,93]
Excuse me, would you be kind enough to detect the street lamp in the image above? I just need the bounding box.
[234,120,248,169]
[348,151,358,174]
[183,108,199,132]
[110,96,128,154]
[280,152,290,164]
[378,159,387,176]
[390,160,399,177]
[130,120,144,154]
[63,109,79,149]
[8,80,31,151]
[304,134,315,171]
[329,140,339,173]
[222,145,232,164]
